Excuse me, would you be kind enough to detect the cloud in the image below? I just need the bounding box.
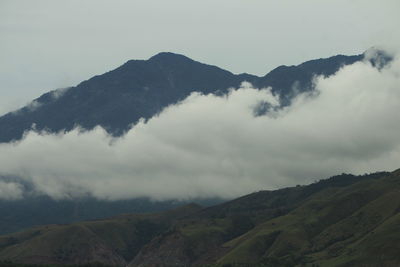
[49,87,70,100]
[0,54,399,201]
[0,180,24,200]
[25,100,43,112]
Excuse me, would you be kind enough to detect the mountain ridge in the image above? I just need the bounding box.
[0,51,366,143]
[0,170,398,266]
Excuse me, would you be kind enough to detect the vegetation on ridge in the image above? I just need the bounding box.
[1,171,400,266]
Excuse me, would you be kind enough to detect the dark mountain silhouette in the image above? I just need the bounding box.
[0,52,363,143]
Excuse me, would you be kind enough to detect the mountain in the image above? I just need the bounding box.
[0,193,221,235]
[0,52,363,143]
[0,50,394,267]
[0,204,202,266]
[1,170,399,266]
[0,51,370,236]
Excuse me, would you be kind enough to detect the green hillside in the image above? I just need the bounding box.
[0,204,201,266]
[130,170,400,266]
[1,170,399,266]
[216,170,400,266]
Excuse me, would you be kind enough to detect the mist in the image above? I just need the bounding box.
[0,54,399,201]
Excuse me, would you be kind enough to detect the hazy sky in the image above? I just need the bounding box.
[1,0,399,115]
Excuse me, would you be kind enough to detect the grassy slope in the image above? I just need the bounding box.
[1,171,399,267]
[216,171,400,266]
[127,172,395,266]
[0,204,201,266]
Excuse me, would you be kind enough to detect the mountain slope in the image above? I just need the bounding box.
[0,194,220,235]
[215,171,400,266]
[0,204,202,266]
[256,54,363,104]
[1,170,399,266]
[129,171,398,266]
[0,52,363,143]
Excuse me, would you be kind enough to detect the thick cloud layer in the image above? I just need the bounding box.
[1,55,399,200]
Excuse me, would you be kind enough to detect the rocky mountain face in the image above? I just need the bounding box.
[0,52,363,143]
[1,170,400,266]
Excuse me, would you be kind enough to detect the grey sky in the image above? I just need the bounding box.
[1,0,399,115]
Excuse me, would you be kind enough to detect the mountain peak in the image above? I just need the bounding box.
[0,52,365,143]
[363,47,393,69]
[149,52,194,63]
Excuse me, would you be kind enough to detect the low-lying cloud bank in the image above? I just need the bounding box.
[1,53,400,200]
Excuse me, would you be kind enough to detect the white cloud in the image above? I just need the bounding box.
[25,99,42,112]
[0,55,399,201]
[0,180,23,200]
[50,87,70,100]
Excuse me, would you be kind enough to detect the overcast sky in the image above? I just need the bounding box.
[1,0,399,115]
